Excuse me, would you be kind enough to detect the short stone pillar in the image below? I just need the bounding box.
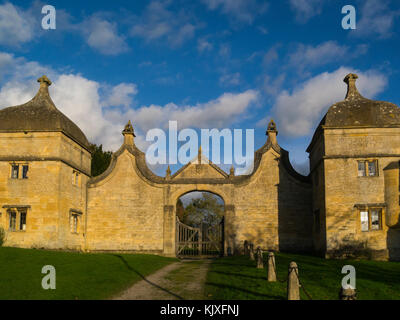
[287,262,300,300]
[267,252,277,282]
[339,287,357,300]
[256,247,264,269]
[244,240,249,256]
[249,243,255,261]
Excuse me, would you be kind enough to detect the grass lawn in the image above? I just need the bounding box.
[0,247,177,300]
[205,253,400,300]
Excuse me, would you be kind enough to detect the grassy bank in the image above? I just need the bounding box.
[0,247,177,300]
[205,253,400,300]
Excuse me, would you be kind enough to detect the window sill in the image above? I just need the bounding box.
[8,230,26,233]
[71,232,80,235]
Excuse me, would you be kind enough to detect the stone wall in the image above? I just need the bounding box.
[0,132,90,250]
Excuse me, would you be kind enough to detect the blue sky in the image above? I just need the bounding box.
[0,0,399,175]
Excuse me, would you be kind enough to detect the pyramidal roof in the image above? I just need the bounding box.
[0,76,90,151]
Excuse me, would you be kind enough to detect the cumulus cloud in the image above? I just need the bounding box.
[271,67,388,137]
[81,17,129,55]
[0,52,259,152]
[219,72,241,86]
[353,0,400,39]
[0,3,35,46]
[288,41,368,71]
[197,37,213,53]
[126,89,259,133]
[130,1,197,47]
[104,83,138,108]
[289,0,324,23]
[202,0,268,24]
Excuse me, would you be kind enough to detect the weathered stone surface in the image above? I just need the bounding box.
[0,74,399,261]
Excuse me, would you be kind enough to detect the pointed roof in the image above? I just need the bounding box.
[322,73,400,128]
[307,73,400,152]
[0,76,90,151]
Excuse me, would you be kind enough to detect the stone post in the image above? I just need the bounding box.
[163,205,175,257]
[339,287,357,300]
[287,262,300,300]
[244,240,249,256]
[256,247,264,269]
[249,243,255,261]
[267,252,277,282]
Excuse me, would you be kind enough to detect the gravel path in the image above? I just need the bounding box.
[112,259,211,300]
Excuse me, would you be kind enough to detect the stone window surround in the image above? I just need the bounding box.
[354,204,385,232]
[357,159,379,177]
[9,162,29,180]
[2,205,31,232]
[69,209,82,235]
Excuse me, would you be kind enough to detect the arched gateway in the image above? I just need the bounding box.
[86,120,313,257]
[3,74,398,260]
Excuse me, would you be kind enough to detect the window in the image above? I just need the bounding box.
[370,209,381,230]
[11,165,19,179]
[19,211,27,231]
[70,214,79,233]
[10,164,29,179]
[360,208,382,232]
[360,211,369,232]
[72,171,80,186]
[9,211,16,231]
[22,165,29,179]
[358,160,378,177]
[358,162,366,177]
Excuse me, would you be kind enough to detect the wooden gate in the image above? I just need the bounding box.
[176,217,224,257]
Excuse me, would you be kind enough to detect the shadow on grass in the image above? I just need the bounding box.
[113,255,184,300]
[205,281,284,300]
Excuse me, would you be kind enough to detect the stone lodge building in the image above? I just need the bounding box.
[0,74,399,261]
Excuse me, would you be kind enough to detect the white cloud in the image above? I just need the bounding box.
[130,1,196,47]
[127,89,259,133]
[197,37,213,53]
[353,0,400,39]
[0,3,35,46]
[104,83,138,108]
[202,0,268,24]
[82,17,129,55]
[289,0,324,23]
[271,67,388,137]
[0,52,259,152]
[219,72,240,86]
[288,41,368,71]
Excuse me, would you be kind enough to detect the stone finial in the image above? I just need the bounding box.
[122,120,136,136]
[287,261,300,300]
[166,165,171,179]
[37,75,52,88]
[267,119,278,145]
[229,165,235,178]
[344,73,362,100]
[122,120,136,146]
[267,252,277,282]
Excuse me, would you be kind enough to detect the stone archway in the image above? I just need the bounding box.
[87,121,313,257]
[175,190,225,257]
